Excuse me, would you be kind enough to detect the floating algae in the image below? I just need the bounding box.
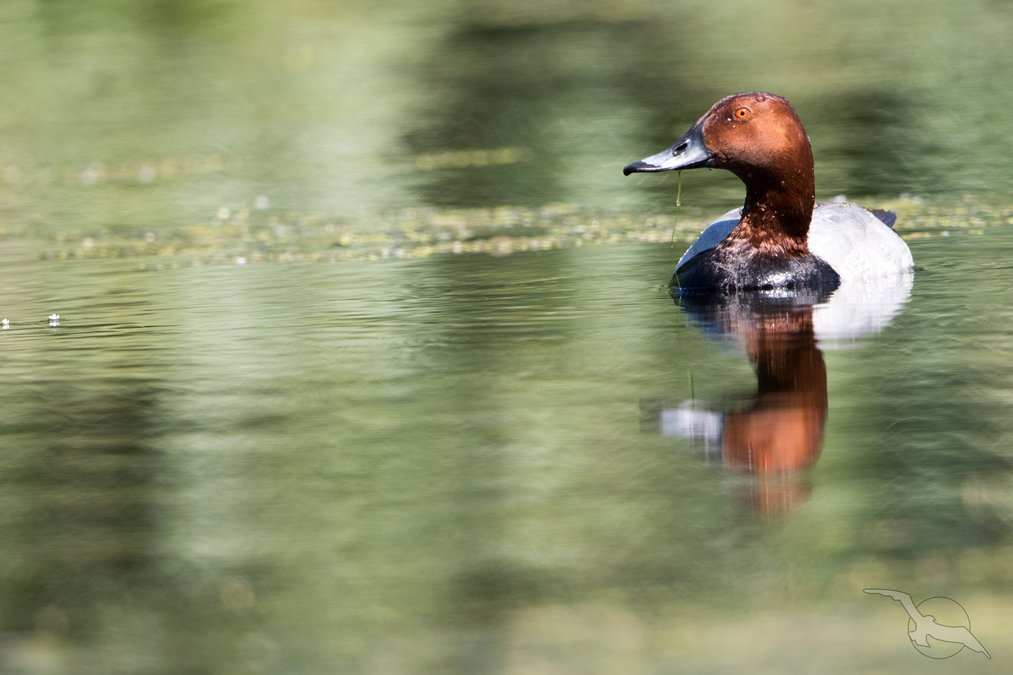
[34,195,1012,265]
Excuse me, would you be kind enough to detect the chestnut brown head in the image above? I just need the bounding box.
[623,92,813,187]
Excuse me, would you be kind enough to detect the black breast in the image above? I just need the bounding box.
[672,248,841,294]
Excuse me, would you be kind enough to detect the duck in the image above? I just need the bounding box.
[623,92,913,293]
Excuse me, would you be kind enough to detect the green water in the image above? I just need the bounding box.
[1,1,1012,673]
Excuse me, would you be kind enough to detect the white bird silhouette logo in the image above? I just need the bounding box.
[865,589,990,660]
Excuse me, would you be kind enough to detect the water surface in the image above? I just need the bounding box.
[1,1,1012,673]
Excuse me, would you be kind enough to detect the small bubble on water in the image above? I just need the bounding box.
[79,162,105,186]
[138,163,158,184]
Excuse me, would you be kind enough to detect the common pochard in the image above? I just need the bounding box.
[624,92,914,293]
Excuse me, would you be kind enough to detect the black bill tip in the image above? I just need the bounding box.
[623,161,653,176]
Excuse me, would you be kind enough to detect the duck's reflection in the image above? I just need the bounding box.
[647,277,912,513]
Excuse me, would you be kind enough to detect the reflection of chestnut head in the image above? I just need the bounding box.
[683,292,828,476]
[721,322,827,475]
[662,292,829,513]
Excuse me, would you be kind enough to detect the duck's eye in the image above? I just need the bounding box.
[734,107,751,121]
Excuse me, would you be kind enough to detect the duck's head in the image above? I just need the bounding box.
[625,92,817,244]
[623,92,813,187]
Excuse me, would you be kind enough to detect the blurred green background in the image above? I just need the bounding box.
[1,0,1010,247]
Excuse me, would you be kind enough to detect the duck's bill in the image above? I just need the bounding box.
[623,122,714,175]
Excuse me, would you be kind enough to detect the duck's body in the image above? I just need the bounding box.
[677,203,914,290]
[623,92,914,294]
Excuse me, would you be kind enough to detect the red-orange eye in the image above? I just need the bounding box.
[734,107,751,121]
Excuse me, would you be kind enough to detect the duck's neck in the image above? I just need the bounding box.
[725,165,815,258]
